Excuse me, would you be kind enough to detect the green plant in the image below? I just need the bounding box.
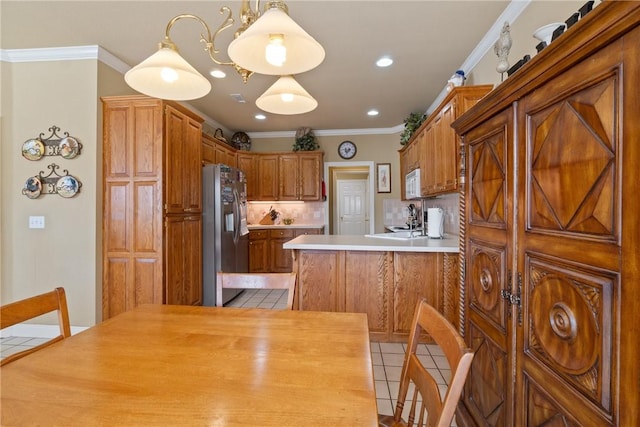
[400,112,426,145]
[292,127,319,151]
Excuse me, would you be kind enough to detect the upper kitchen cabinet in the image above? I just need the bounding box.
[399,85,492,199]
[237,152,259,200]
[240,152,324,201]
[279,152,323,201]
[102,95,204,319]
[202,133,237,168]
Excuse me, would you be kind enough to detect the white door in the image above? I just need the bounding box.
[336,179,369,235]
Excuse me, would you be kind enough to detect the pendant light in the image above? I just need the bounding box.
[256,75,317,115]
[228,1,325,76]
[124,40,211,101]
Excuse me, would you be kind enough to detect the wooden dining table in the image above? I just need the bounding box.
[1,304,378,426]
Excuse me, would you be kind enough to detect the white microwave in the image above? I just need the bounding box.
[405,168,421,199]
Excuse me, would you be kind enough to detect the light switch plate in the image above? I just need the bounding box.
[29,216,45,229]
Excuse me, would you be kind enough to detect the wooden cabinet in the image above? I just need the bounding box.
[249,227,322,272]
[237,153,258,200]
[202,133,236,167]
[102,95,204,319]
[452,4,640,426]
[399,85,492,200]
[292,248,458,342]
[238,152,323,201]
[248,229,269,273]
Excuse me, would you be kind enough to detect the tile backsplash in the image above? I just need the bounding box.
[383,193,460,236]
[247,202,325,225]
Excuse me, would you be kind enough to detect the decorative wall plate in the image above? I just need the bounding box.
[22,139,45,161]
[55,175,80,198]
[59,136,80,159]
[231,132,251,151]
[22,176,42,199]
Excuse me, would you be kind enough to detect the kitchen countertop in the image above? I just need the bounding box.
[283,234,459,253]
[248,224,325,230]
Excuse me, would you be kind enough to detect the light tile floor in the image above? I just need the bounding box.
[1,289,453,423]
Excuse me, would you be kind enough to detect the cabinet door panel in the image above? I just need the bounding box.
[165,217,185,305]
[393,252,442,336]
[258,155,278,200]
[164,106,186,213]
[184,118,202,212]
[297,250,343,311]
[278,154,299,200]
[299,153,322,200]
[237,154,258,200]
[184,216,202,306]
[344,251,392,334]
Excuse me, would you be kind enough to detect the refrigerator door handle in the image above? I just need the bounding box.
[232,188,241,245]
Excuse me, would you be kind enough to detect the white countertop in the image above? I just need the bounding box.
[283,234,460,253]
[248,224,325,230]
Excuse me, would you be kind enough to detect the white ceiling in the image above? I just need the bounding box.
[1,1,511,134]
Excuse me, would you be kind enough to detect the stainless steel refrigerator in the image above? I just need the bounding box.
[202,164,249,306]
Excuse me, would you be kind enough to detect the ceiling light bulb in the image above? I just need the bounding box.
[376,57,393,67]
[280,92,294,102]
[160,67,179,82]
[266,34,286,67]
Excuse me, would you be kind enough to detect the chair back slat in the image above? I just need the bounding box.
[1,287,71,366]
[216,272,297,309]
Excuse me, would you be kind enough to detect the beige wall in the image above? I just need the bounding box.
[468,1,586,87]
[0,58,133,327]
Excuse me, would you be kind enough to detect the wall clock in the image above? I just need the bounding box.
[338,140,357,159]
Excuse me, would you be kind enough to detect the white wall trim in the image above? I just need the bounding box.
[0,324,88,338]
[248,124,404,139]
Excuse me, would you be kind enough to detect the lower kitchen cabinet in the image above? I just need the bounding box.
[250,228,323,273]
[165,215,203,306]
[292,248,458,342]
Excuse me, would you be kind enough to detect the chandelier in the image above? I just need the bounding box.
[124,0,324,114]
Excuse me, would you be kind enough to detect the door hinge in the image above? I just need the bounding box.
[501,270,522,325]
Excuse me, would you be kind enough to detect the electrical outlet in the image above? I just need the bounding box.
[29,216,45,229]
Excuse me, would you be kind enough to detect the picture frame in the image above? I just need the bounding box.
[377,163,391,193]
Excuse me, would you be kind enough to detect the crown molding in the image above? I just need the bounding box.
[248,123,404,139]
[0,45,130,74]
[427,0,531,114]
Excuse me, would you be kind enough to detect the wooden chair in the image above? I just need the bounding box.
[378,299,474,427]
[1,287,71,366]
[216,272,297,310]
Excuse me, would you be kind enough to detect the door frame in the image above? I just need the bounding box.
[323,161,375,235]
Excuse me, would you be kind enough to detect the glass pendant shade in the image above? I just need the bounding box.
[227,6,325,76]
[256,75,317,115]
[124,45,211,100]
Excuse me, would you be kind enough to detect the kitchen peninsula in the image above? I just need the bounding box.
[284,234,459,342]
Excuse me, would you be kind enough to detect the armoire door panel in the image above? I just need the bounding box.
[526,77,618,241]
[465,321,508,426]
[524,376,582,427]
[468,241,508,332]
[103,257,129,319]
[524,253,615,415]
[133,257,163,306]
[469,126,508,228]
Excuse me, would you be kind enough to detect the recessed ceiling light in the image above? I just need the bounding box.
[376,56,393,67]
[255,114,266,120]
[210,69,226,78]
[367,109,379,116]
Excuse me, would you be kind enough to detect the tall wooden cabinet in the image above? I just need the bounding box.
[452,3,640,426]
[102,95,204,319]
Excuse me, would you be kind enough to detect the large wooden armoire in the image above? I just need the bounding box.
[102,95,204,320]
[452,2,639,426]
